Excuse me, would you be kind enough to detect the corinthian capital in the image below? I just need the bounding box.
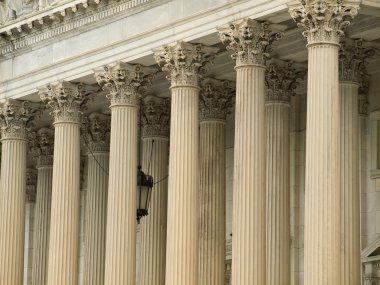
[95,62,156,107]
[39,81,98,123]
[218,19,283,66]
[154,41,219,88]
[28,128,54,167]
[26,168,37,202]
[199,78,234,121]
[289,0,358,45]
[0,99,38,140]
[339,39,377,83]
[81,112,111,153]
[265,61,306,103]
[141,96,170,138]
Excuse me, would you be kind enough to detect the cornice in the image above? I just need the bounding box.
[0,0,170,57]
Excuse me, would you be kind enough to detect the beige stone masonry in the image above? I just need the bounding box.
[198,78,233,285]
[39,81,96,285]
[265,61,304,285]
[290,1,358,284]
[0,99,35,285]
[339,39,376,285]
[154,41,218,285]
[139,96,170,285]
[95,62,156,285]
[218,19,282,285]
[82,113,110,285]
[29,128,54,285]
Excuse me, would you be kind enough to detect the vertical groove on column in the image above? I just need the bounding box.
[47,123,81,285]
[140,138,169,285]
[232,65,266,285]
[305,44,340,285]
[266,103,290,285]
[199,121,226,285]
[84,153,109,285]
[340,83,360,285]
[104,106,137,285]
[0,139,27,284]
[32,166,53,285]
[165,87,199,285]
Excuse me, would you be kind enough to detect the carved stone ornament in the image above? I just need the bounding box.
[141,96,170,138]
[218,19,283,67]
[95,62,157,107]
[289,0,359,45]
[265,61,306,103]
[81,112,110,153]
[154,41,219,88]
[199,78,234,121]
[0,99,39,140]
[28,127,54,167]
[39,81,98,123]
[26,168,37,202]
[339,39,377,83]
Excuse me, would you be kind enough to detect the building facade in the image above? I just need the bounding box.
[0,0,379,284]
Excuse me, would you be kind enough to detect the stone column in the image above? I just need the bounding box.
[139,97,170,285]
[39,81,96,285]
[218,19,282,284]
[25,168,37,285]
[290,2,358,284]
[265,62,304,285]
[154,41,218,285]
[198,78,233,285]
[95,63,156,285]
[0,99,35,285]
[81,113,110,285]
[29,128,54,285]
[339,39,376,285]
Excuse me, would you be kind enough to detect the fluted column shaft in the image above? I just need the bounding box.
[0,138,27,285]
[47,122,81,285]
[340,82,360,285]
[233,65,266,284]
[266,102,290,285]
[104,105,138,285]
[165,86,199,285]
[31,165,53,285]
[304,44,341,284]
[39,81,95,285]
[84,152,109,285]
[199,120,226,285]
[139,137,169,285]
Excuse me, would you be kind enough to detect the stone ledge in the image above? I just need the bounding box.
[0,0,168,57]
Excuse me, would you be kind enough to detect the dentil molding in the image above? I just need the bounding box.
[0,0,170,57]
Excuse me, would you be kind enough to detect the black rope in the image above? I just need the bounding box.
[147,139,154,175]
[153,175,168,185]
[82,135,109,176]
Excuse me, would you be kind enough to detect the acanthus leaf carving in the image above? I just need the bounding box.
[199,78,234,121]
[141,96,170,138]
[339,39,378,83]
[28,127,54,167]
[289,0,359,45]
[265,60,306,103]
[154,41,219,88]
[218,19,283,66]
[0,99,40,140]
[39,81,99,123]
[95,62,157,107]
[81,112,111,153]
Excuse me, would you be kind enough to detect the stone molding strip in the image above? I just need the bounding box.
[0,0,169,57]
